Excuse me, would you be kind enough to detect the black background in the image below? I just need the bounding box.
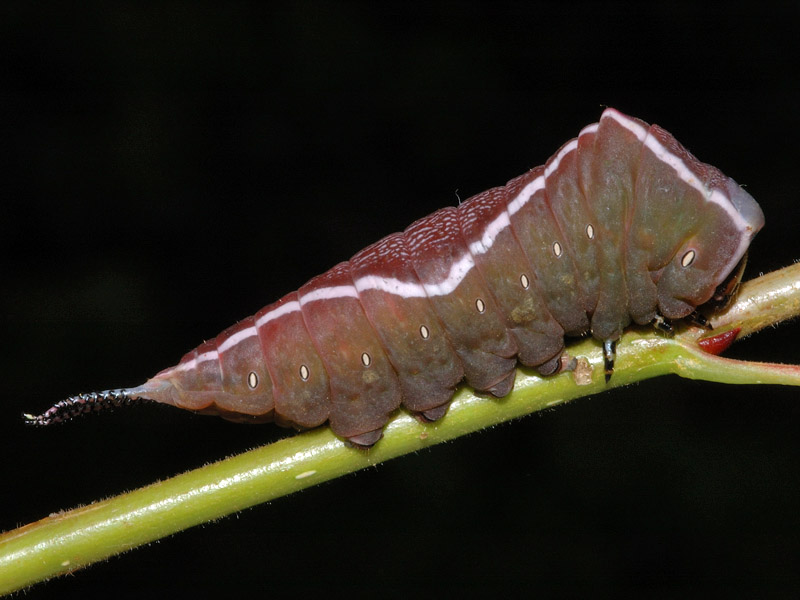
[2,2,799,597]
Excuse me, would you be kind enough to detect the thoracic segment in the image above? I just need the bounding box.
[30,108,764,446]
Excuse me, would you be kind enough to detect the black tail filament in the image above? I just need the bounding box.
[23,390,146,426]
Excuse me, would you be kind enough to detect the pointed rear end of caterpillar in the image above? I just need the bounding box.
[22,378,175,427]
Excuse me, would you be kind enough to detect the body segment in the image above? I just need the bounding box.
[350,233,464,417]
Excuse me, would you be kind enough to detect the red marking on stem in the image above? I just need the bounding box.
[697,328,741,355]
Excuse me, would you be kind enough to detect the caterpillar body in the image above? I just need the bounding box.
[26,108,765,447]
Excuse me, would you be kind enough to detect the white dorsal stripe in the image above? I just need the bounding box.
[197,351,218,364]
[507,174,544,216]
[256,300,301,326]
[217,328,257,353]
[601,109,750,232]
[468,210,510,256]
[168,111,755,365]
[176,149,559,363]
[174,350,219,373]
[580,122,599,137]
[420,252,475,297]
[544,139,578,180]
[174,300,305,371]
[354,274,427,298]
[299,285,359,304]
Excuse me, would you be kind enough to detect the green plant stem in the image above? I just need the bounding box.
[1,262,799,594]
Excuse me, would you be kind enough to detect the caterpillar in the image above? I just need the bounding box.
[25,108,764,447]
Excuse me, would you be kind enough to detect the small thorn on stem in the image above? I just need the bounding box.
[23,390,144,426]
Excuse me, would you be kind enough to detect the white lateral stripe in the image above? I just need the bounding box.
[255,300,301,327]
[299,285,359,305]
[468,210,510,256]
[172,110,755,366]
[579,122,599,137]
[217,327,257,352]
[354,274,427,298]
[175,126,585,363]
[182,246,486,363]
[507,174,544,216]
[601,109,749,232]
[419,252,476,296]
[175,350,219,373]
[195,351,219,365]
[544,139,578,180]
[602,108,648,142]
[179,173,528,364]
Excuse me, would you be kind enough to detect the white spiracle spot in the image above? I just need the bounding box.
[247,372,258,389]
[681,249,696,267]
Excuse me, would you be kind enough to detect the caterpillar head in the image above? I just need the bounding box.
[656,178,764,319]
